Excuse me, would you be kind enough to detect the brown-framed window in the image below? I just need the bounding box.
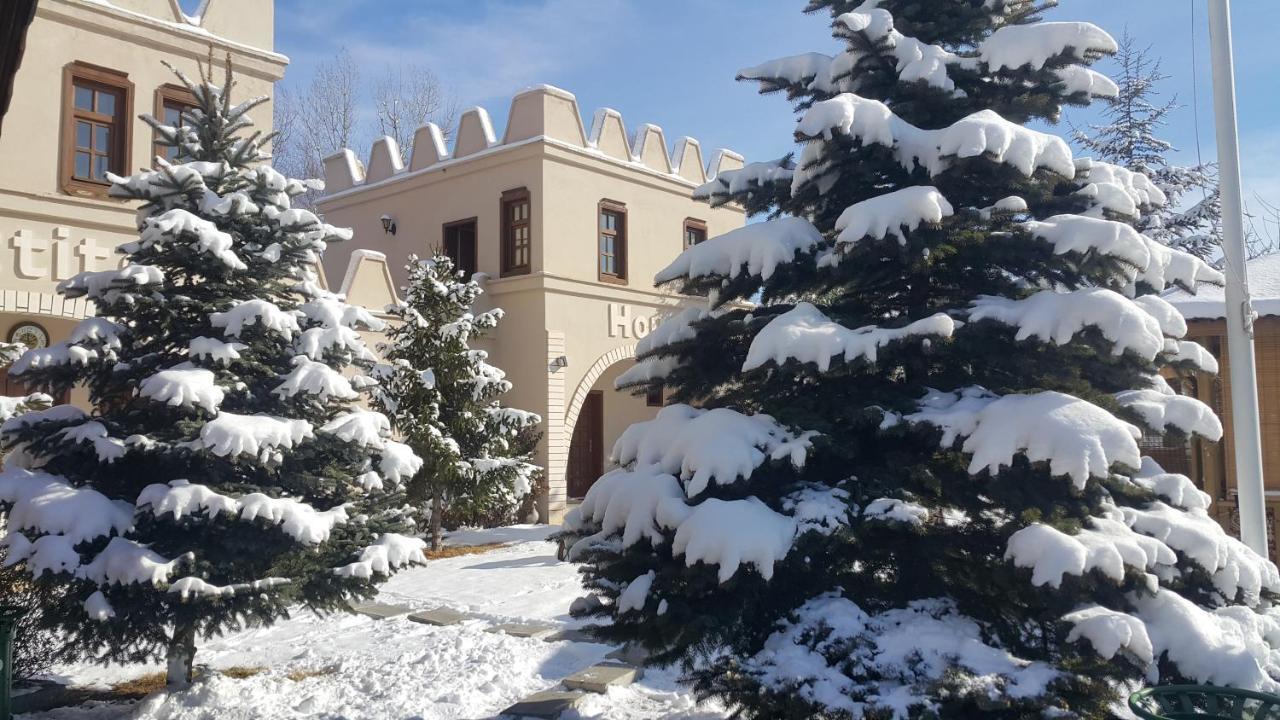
[61,62,133,197]
[501,188,532,277]
[598,200,627,284]
[443,218,478,278]
[154,84,197,163]
[645,385,663,407]
[684,218,707,249]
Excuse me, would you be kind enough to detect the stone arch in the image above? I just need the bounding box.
[563,343,637,447]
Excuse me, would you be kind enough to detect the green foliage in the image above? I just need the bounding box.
[372,254,541,541]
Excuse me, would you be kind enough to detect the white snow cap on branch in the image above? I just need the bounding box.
[835,186,954,246]
[138,480,351,545]
[563,467,686,553]
[658,496,797,582]
[169,576,291,601]
[1163,339,1219,374]
[138,364,225,413]
[1138,236,1225,292]
[1115,389,1223,440]
[58,265,164,301]
[1130,458,1211,511]
[1055,65,1120,99]
[193,412,313,460]
[863,497,929,526]
[617,570,656,614]
[1005,518,1174,588]
[379,440,423,485]
[745,594,1060,717]
[835,5,959,91]
[613,404,815,497]
[54,421,127,463]
[1133,589,1280,692]
[140,208,246,270]
[906,388,1141,487]
[1063,606,1153,664]
[978,22,1118,71]
[333,533,427,579]
[0,468,133,545]
[84,591,115,621]
[655,217,824,284]
[744,302,954,372]
[272,356,359,402]
[189,337,247,365]
[79,537,191,587]
[1021,214,1150,273]
[968,288,1165,360]
[1074,158,1167,218]
[1132,295,1187,338]
[211,299,301,340]
[795,94,1075,184]
[320,410,391,447]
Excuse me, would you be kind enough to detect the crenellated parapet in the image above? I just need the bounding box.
[322,84,745,195]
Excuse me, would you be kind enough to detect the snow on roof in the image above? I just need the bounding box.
[1164,253,1280,320]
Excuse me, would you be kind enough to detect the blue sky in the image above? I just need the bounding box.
[273,0,1280,204]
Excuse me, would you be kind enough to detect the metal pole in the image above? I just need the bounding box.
[1207,0,1269,556]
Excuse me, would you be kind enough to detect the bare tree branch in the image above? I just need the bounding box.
[372,64,460,164]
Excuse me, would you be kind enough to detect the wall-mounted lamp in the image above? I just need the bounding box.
[380,214,397,236]
[549,355,569,371]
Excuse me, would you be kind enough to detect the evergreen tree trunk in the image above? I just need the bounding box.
[165,621,196,688]
[430,492,443,552]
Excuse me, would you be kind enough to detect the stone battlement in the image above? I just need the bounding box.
[321,84,745,195]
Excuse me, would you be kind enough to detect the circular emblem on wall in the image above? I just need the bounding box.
[8,323,49,350]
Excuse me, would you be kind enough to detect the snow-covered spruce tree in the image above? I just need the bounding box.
[0,340,58,681]
[559,2,1280,717]
[0,62,426,687]
[1074,31,1221,260]
[371,253,540,551]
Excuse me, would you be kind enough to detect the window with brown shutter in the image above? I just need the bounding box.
[501,188,531,277]
[61,62,132,197]
[683,217,707,249]
[154,84,197,164]
[598,200,627,284]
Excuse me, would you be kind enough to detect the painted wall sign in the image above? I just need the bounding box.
[5,228,119,284]
[607,303,667,339]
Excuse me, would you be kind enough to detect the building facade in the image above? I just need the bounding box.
[0,0,287,403]
[1165,254,1280,559]
[317,85,747,520]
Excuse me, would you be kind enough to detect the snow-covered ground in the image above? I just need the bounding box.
[20,526,727,720]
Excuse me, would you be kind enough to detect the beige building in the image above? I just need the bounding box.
[317,85,747,519]
[0,0,286,402]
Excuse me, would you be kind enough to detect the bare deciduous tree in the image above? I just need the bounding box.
[272,48,457,208]
[373,64,459,164]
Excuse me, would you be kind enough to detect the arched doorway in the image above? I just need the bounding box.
[561,344,663,500]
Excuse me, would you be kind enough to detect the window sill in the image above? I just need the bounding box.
[60,178,116,199]
[500,267,531,279]
[598,274,628,286]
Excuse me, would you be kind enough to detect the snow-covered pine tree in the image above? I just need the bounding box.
[372,254,540,551]
[0,61,426,686]
[560,2,1280,717]
[0,340,57,681]
[1074,30,1221,259]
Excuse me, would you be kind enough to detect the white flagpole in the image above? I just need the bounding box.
[1207,0,1269,556]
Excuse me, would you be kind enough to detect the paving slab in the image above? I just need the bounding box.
[605,643,649,665]
[499,689,586,718]
[543,627,596,643]
[348,601,414,619]
[488,621,558,639]
[562,661,642,693]
[407,607,469,626]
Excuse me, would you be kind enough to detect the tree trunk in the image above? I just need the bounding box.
[166,620,196,688]
[430,493,443,552]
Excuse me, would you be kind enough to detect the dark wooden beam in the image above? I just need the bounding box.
[0,0,39,138]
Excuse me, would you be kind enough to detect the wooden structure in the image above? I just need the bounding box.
[1167,254,1280,559]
